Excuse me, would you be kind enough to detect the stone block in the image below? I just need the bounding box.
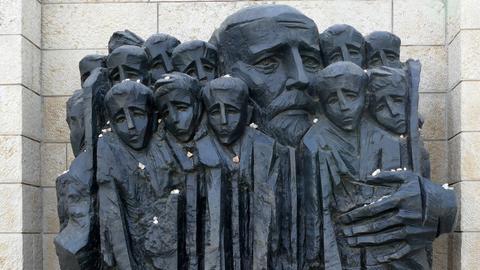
[448,0,480,43]
[448,81,480,138]
[419,93,446,140]
[450,232,480,270]
[432,234,449,270]
[0,86,22,136]
[22,233,42,270]
[43,234,60,270]
[22,137,40,186]
[0,234,24,269]
[0,36,40,94]
[393,0,445,45]
[424,140,448,183]
[41,143,67,187]
[401,46,447,93]
[0,86,42,140]
[156,1,391,42]
[0,35,22,85]
[0,0,41,46]
[43,187,59,233]
[448,132,480,182]
[447,0,460,43]
[453,181,480,232]
[448,134,461,184]
[42,49,107,96]
[43,96,70,143]
[22,185,42,233]
[42,3,157,49]
[448,30,480,89]
[0,184,23,232]
[0,136,38,185]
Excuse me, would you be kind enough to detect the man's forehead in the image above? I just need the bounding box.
[207,88,244,107]
[375,85,406,98]
[322,79,364,94]
[228,17,319,55]
[109,95,148,114]
[165,89,193,103]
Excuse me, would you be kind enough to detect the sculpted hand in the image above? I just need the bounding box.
[339,170,444,263]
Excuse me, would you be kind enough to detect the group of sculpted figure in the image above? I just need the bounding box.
[55,5,458,270]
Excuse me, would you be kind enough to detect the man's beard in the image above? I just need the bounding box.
[265,112,312,147]
[251,89,315,147]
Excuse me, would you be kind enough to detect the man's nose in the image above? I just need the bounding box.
[168,104,179,123]
[161,52,174,73]
[379,51,387,66]
[195,60,207,81]
[286,47,309,91]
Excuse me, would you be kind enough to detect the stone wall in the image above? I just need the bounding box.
[0,0,470,269]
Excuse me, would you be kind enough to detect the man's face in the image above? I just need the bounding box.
[322,33,364,67]
[66,181,91,227]
[159,89,198,142]
[67,102,85,157]
[206,90,247,145]
[109,99,151,150]
[221,17,322,145]
[321,80,365,131]
[173,46,217,86]
[371,84,407,134]
[109,63,148,86]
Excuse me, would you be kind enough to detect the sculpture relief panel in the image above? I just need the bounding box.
[54,4,457,270]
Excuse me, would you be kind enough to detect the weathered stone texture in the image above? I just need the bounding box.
[424,140,448,183]
[0,0,41,46]
[43,96,70,143]
[43,187,59,233]
[43,234,60,270]
[0,136,40,185]
[448,30,480,89]
[450,232,480,270]
[393,0,445,45]
[449,133,480,182]
[42,49,107,96]
[41,143,67,187]
[42,3,157,49]
[448,81,480,138]
[453,181,480,232]
[419,93,446,140]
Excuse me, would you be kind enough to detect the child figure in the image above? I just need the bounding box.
[97,80,179,270]
[198,76,289,270]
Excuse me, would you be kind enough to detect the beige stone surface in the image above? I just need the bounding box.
[0,86,42,141]
[424,140,448,183]
[401,45,447,93]
[448,30,480,89]
[448,0,480,43]
[0,0,41,46]
[418,93,446,140]
[0,35,22,85]
[0,234,24,269]
[43,187,59,233]
[22,233,42,270]
[393,0,445,45]
[22,137,41,186]
[448,132,480,182]
[21,36,42,94]
[43,234,60,270]
[156,0,391,43]
[448,81,480,139]
[453,181,480,233]
[22,185,42,233]
[432,234,449,270]
[0,184,23,232]
[448,134,461,184]
[43,96,70,143]
[0,136,38,185]
[42,3,157,49]
[41,143,67,187]
[42,49,107,96]
[450,232,480,270]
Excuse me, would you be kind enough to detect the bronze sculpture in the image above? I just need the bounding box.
[56,4,457,270]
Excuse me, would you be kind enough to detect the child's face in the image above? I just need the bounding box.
[109,97,151,150]
[159,88,198,142]
[372,84,407,134]
[321,80,365,131]
[206,89,246,145]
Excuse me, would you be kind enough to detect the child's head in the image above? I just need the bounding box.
[318,61,367,131]
[201,76,249,145]
[154,72,201,142]
[368,66,408,134]
[105,80,154,150]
